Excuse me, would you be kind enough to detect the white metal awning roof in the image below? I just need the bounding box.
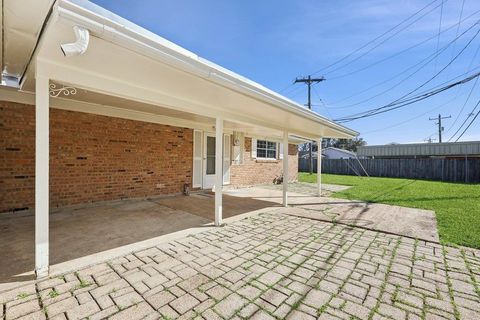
[2,0,358,141]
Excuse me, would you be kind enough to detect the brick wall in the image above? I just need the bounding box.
[1,101,193,212]
[1,101,299,213]
[230,137,298,186]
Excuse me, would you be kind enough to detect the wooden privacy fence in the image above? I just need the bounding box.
[298,158,480,183]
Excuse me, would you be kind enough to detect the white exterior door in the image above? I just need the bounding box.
[200,132,231,189]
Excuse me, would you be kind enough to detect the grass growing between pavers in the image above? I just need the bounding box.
[299,173,480,249]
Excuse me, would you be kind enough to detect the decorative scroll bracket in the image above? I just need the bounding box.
[49,83,77,97]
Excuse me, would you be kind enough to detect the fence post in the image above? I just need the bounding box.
[465,155,468,183]
[441,159,444,182]
[454,159,457,182]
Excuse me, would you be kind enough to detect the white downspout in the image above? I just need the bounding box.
[61,25,90,57]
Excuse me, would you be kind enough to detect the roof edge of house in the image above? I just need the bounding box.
[54,0,358,138]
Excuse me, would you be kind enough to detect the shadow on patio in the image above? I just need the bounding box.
[0,192,278,288]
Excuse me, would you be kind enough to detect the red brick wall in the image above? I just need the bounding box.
[230,137,298,186]
[0,101,35,212]
[1,101,193,212]
[1,101,299,213]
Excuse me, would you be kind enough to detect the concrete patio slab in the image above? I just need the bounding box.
[224,185,439,242]
[0,194,278,292]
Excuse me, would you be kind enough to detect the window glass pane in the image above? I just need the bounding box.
[256,140,277,158]
[267,150,276,158]
[257,149,266,158]
[207,136,216,155]
[206,156,215,174]
[206,136,215,174]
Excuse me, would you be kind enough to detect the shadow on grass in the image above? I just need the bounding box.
[347,195,480,204]
[357,180,418,201]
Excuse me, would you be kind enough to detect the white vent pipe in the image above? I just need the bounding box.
[60,26,90,57]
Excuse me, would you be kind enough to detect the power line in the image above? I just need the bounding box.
[278,82,295,94]
[316,1,445,77]
[446,69,480,137]
[445,41,480,134]
[393,23,480,106]
[449,98,480,141]
[282,84,304,97]
[446,0,466,77]
[335,70,480,122]
[335,24,480,122]
[434,0,445,72]
[328,21,480,109]
[454,102,480,141]
[310,0,440,75]
[336,74,478,122]
[324,8,480,104]
[312,85,334,119]
[361,94,461,134]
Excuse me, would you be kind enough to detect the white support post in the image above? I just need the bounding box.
[283,131,288,207]
[35,74,50,278]
[317,137,322,197]
[215,117,223,226]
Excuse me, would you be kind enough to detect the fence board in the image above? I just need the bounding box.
[298,158,480,183]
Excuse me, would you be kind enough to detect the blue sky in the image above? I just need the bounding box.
[91,0,480,145]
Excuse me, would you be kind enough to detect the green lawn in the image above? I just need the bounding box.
[299,173,480,249]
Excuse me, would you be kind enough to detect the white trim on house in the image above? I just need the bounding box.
[256,139,278,161]
[0,86,215,132]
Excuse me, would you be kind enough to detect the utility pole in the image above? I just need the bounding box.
[294,75,325,174]
[429,114,451,143]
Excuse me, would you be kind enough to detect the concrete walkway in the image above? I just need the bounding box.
[1,212,478,320]
[225,185,439,242]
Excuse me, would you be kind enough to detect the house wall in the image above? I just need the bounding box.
[1,101,193,213]
[230,137,298,186]
[1,100,299,213]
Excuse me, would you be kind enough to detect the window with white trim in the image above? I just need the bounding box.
[256,140,277,159]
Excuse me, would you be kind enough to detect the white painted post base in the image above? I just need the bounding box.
[215,117,223,226]
[283,131,288,207]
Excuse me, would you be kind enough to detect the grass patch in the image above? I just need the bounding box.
[299,173,480,248]
[48,289,59,299]
[16,292,29,299]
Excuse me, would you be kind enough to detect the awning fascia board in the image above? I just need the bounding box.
[36,57,331,141]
